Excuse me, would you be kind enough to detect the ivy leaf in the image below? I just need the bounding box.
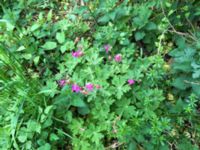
[192,70,200,79]
[172,76,190,90]
[145,22,157,30]
[192,85,200,97]
[71,94,86,107]
[172,62,192,72]
[42,41,57,50]
[184,47,196,57]
[78,106,90,115]
[191,62,200,79]
[71,98,86,107]
[132,5,152,29]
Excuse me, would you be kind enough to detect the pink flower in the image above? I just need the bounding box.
[128,79,135,85]
[114,54,122,62]
[72,50,83,58]
[81,90,89,95]
[72,84,81,93]
[58,79,66,87]
[95,85,101,89]
[85,83,93,91]
[104,44,111,53]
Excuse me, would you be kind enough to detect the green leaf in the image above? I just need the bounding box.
[43,118,53,128]
[44,106,53,114]
[0,19,15,31]
[50,133,59,142]
[16,46,26,51]
[184,47,196,57]
[47,10,53,21]
[108,11,116,21]
[0,128,10,149]
[192,85,200,97]
[65,111,72,123]
[42,41,57,50]
[71,97,86,107]
[175,37,186,49]
[91,132,103,145]
[98,15,110,23]
[78,106,90,115]
[27,120,41,134]
[132,5,152,28]
[60,41,74,53]
[128,141,137,150]
[191,62,200,79]
[135,31,145,41]
[37,143,51,150]
[170,98,185,114]
[30,23,40,32]
[22,54,32,60]
[39,81,58,97]
[18,134,27,143]
[145,22,157,30]
[34,56,40,65]
[112,76,131,99]
[40,114,47,123]
[25,141,32,149]
[172,76,190,90]
[56,32,65,44]
[177,139,199,150]
[172,62,192,72]
[192,70,200,79]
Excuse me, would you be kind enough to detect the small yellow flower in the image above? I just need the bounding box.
[163,64,170,71]
[167,93,174,101]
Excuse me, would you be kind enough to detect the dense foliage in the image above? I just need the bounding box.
[0,0,200,149]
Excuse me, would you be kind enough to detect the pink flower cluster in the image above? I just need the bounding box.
[58,79,71,87]
[114,54,122,62]
[72,83,101,95]
[104,44,111,53]
[58,79,101,95]
[85,83,94,91]
[58,79,66,87]
[72,84,82,92]
[103,44,122,62]
[58,44,136,97]
[72,50,83,58]
[72,44,123,63]
[128,79,135,85]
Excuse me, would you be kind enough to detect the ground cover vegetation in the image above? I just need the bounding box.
[0,0,200,149]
